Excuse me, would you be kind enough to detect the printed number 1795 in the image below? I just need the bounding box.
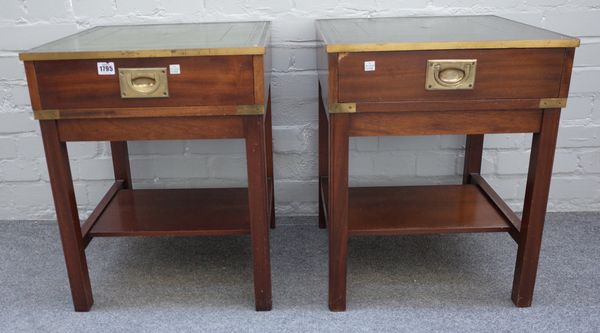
[97,62,115,75]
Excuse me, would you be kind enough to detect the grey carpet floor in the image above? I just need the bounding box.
[0,213,598,332]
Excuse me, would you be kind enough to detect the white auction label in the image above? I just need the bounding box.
[169,64,181,75]
[364,61,376,71]
[97,62,115,75]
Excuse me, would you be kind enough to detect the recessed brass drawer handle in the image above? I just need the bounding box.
[119,67,169,98]
[426,59,477,90]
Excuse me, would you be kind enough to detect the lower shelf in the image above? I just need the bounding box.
[89,186,263,237]
[321,178,511,236]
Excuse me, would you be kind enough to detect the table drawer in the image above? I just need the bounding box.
[337,48,566,103]
[33,56,256,109]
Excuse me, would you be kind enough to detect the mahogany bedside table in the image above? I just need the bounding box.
[315,16,579,311]
[19,22,274,311]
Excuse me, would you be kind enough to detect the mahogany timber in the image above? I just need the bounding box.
[353,99,556,113]
[24,62,42,110]
[463,134,484,184]
[253,55,266,106]
[57,116,245,141]
[320,179,511,236]
[318,83,329,229]
[317,16,578,311]
[90,188,256,237]
[81,180,124,247]
[244,115,273,311]
[40,120,93,311]
[327,113,350,312]
[348,110,542,137]
[35,106,262,119]
[23,22,274,312]
[34,56,255,110]
[328,54,340,109]
[338,49,565,103]
[110,142,132,189]
[512,109,562,307]
[470,173,521,242]
[264,92,276,228]
[558,48,576,98]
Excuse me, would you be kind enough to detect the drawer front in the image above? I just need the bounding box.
[34,56,255,109]
[338,48,566,103]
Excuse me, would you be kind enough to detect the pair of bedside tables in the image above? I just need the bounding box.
[19,16,579,312]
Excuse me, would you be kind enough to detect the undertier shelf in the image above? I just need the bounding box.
[89,183,272,237]
[320,178,512,236]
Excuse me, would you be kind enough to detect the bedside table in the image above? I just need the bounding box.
[316,15,579,311]
[20,22,274,311]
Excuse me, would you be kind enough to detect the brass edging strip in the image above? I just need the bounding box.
[328,103,357,114]
[539,98,567,108]
[19,47,266,61]
[34,109,60,120]
[325,39,580,53]
[236,104,265,115]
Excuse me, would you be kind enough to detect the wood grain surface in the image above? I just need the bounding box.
[338,48,565,102]
[34,56,255,109]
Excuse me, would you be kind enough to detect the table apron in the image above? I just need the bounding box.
[52,116,248,141]
[347,110,542,136]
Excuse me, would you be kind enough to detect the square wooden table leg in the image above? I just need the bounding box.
[110,141,132,189]
[512,109,561,307]
[318,83,329,229]
[244,115,273,311]
[265,91,276,229]
[328,113,350,311]
[463,134,484,184]
[40,120,94,312]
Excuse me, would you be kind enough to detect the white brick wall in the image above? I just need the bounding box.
[1,1,599,220]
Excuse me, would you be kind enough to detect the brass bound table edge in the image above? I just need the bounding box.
[19,47,267,61]
[327,98,568,114]
[323,39,580,53]
[33,104,266,120]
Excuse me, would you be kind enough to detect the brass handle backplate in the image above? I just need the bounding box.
[426,59,477,90]
[119,67,169,98]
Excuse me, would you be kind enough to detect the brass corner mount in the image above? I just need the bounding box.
[328,103,356,113]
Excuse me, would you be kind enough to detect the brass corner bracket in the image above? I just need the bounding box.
[236,104,265,115]
[539,98,567,109]
[34,109,60,120]
[328,103,356,114]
